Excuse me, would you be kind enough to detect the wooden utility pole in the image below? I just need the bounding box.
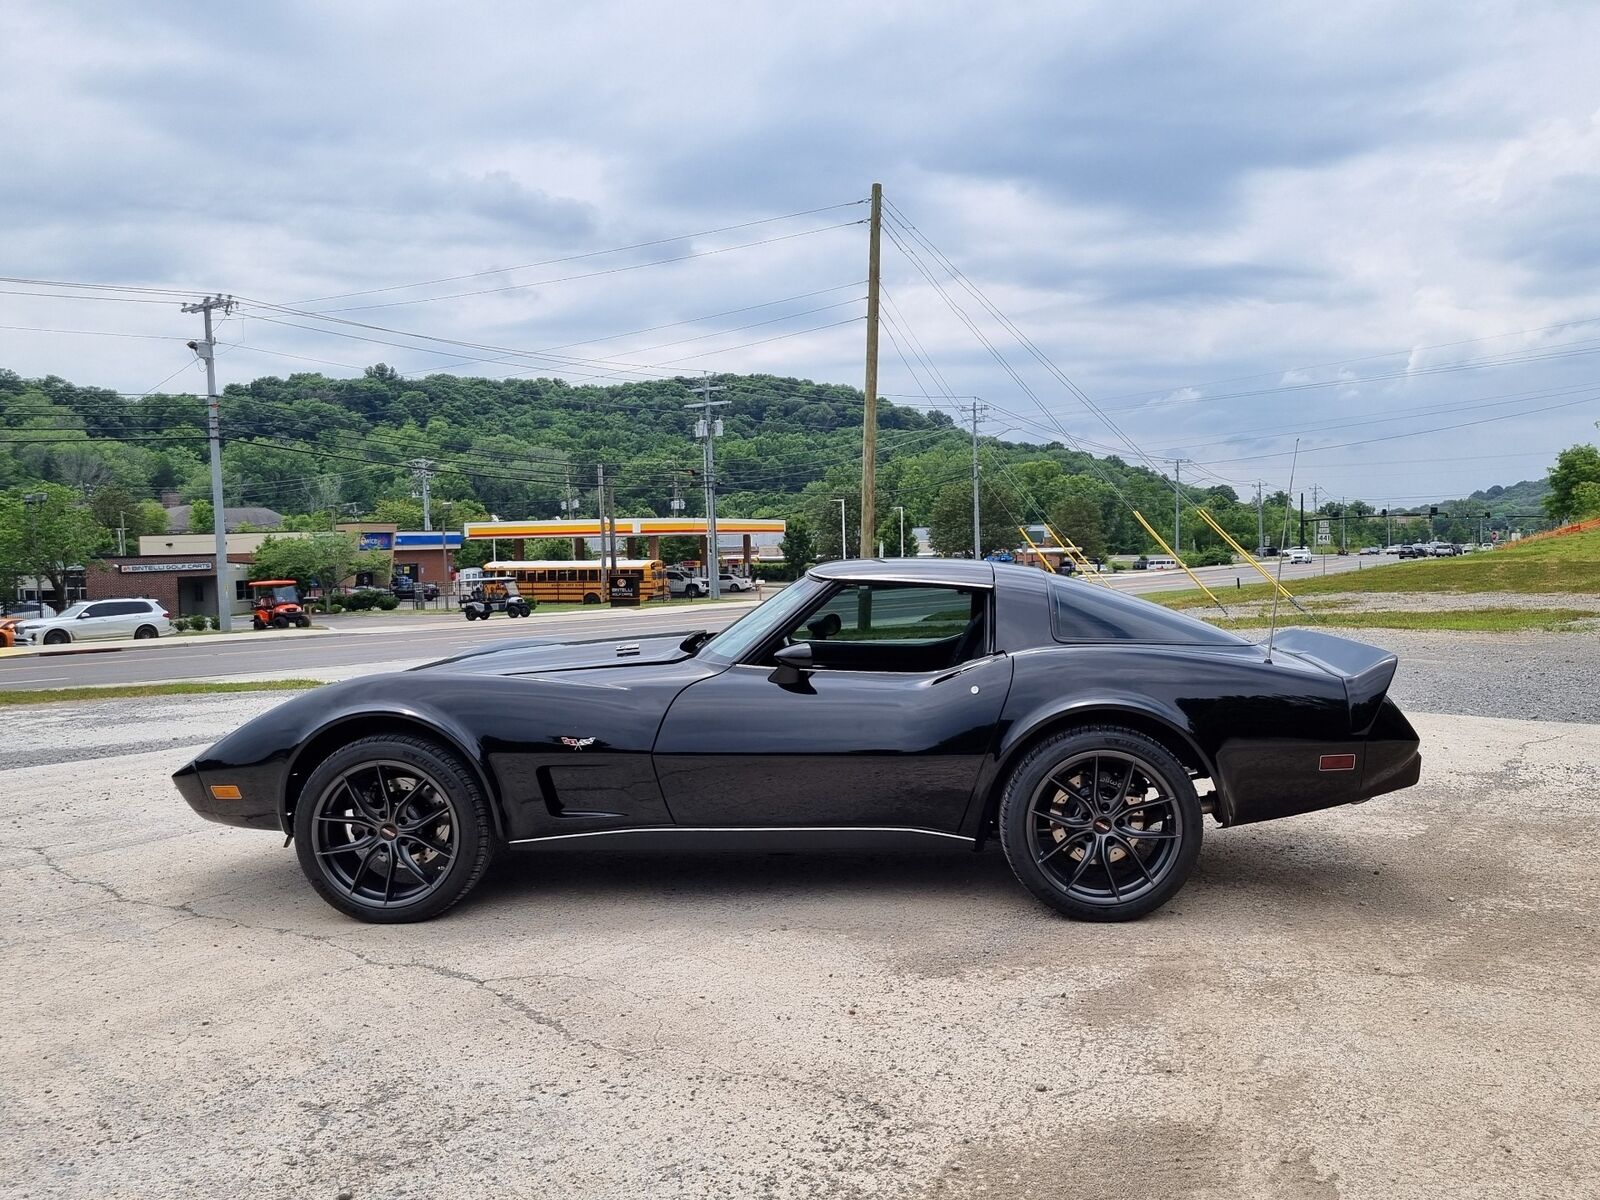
[182,294,236,631]
[859,182,883,558]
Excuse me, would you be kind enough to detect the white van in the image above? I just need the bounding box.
[1145,556,1178,570]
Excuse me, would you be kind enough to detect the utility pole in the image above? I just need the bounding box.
[893,505,905,558]
[596,465,610,594]
[859,182,883,559]
[1255,483,1265,552]
[966,400,989,559]
[116,512,127,558]
[686,375,729,598]
[410,458,440,602]
[1340,498,1347,553]
[1170,459,1189,556]
[183,294,236,631]
[833,498,848,560]
[1299,493,1306,548]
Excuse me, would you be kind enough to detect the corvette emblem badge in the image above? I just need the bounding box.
[559,736,597,750]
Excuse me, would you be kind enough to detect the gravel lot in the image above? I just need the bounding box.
[3,634,1598,1198]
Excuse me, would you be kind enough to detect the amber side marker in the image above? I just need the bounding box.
[1318,754,1357,773]
[209,784,243,800]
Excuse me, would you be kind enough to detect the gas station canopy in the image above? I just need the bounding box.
[462,518,785,540]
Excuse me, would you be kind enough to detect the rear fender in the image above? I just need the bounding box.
[963,695,1216,840]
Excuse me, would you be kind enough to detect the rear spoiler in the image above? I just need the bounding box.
[1268,628,1399,735]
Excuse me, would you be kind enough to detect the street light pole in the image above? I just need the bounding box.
[182,294,237,631]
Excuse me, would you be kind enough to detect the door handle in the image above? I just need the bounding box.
[931,654,1002,685]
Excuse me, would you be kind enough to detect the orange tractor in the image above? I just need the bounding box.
[249,580,313,630]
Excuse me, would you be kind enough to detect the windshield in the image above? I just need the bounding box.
[56,603,89,619]
[699,576,823,664]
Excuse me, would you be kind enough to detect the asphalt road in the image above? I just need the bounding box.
[0,554,1406,691]
[3,696,1595,1197]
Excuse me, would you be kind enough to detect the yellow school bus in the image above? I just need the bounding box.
[484,559,669,605]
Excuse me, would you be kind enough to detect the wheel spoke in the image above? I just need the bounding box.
[1118,795,1173,818]
[1033,808,1091,830]
[1110,835,1156,885]
[396,842,436,884]
[373,764,394,820]
[1037,831,1089,866]
[382,849,396,905]
[1102,851,1123,902]
[1064,843,1099,889]
[318,834,377,859]
[346,843,381,895]
[1114,825,1179,841]
[341,779,382,825]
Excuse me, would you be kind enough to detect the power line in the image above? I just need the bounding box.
[292,200,869,304]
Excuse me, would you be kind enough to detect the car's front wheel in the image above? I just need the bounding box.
[294,735,496,923]
[999,726,1202,922]
[43,629,69,645]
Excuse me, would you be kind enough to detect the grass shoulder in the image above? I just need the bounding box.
[1208,608,1597,634]
[0,679,325,707]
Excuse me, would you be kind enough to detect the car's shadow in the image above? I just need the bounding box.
[193,830,1426,929]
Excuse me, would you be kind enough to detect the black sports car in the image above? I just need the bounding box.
[173,559,1421,923]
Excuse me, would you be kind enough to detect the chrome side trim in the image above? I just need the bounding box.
[508,825,976,846]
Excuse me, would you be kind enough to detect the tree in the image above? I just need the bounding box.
[250,533,388,595]
[1572,481,1600,520]
[927,477,1019,558]
[781,519,816,574]
[1048,494,1107,561]
[1544,444,1600,522]
[188,499,214,533]
[0,485,109,601]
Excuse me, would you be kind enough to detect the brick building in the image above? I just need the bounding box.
[86,554,255,618]
[391,531,462,592]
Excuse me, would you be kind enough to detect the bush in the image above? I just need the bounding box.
[342,590,376,611]
[325,601,343,614]
[375,593,400,610]
[207,615,220,630]
[186,614,208,632]
[1188,548,1234,567]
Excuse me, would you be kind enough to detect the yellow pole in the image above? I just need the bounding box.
[1016,525,1058,573]
[1131,510,1228,614]
[1043,522,1113,585]
[1193,507,1302,608]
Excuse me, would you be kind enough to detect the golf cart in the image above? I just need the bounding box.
[249,580,313,630]
[460,576,533,620]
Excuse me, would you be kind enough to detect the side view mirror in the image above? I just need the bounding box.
[768,640,814,685]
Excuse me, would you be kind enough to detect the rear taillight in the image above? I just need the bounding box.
[160,611,170,620]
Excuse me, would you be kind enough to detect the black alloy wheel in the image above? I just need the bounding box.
[43,629,69,645]
[134,625,158,639]
[1000,726,1202,921]
[294,736,495,923]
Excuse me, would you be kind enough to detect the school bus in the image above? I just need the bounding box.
[484,559,669,604]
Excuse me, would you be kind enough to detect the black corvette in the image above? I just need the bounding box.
[173,559,1421,923]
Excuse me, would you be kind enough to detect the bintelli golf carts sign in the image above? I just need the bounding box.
[119,561,213,574]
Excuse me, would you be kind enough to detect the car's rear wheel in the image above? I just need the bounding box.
[294,736,496,923]
[999,726,1202,922]
[134,624,158,639]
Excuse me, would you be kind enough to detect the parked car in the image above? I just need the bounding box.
[16,598,174,645]
[1,600,57,620]
[1286,547,1313,564]
[173,560,1422,925]
[390,576,441,601]
[665,567,708,598]
[720,573,757,593]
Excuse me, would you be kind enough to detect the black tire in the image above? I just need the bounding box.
[253,617,267,631]
[43,629,69,645]
[582,592,600,605]
[685,584,701,599]
[134,624,158,640]
[296,616,311,628]
[294,735,496,923]
[999,725,1202,922]
[271,614,289,629]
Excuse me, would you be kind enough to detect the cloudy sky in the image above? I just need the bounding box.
[4,0,1599,506]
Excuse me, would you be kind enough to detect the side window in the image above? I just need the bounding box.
[82,602,117,618]
[779,583,987,672]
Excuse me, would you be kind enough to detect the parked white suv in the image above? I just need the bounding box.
[17,598,174,645]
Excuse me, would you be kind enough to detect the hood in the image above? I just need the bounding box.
[414,632,699,677]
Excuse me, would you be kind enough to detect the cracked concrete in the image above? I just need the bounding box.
[2,703,1598,1199]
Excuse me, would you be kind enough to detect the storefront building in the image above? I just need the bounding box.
[86,554,256,617]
